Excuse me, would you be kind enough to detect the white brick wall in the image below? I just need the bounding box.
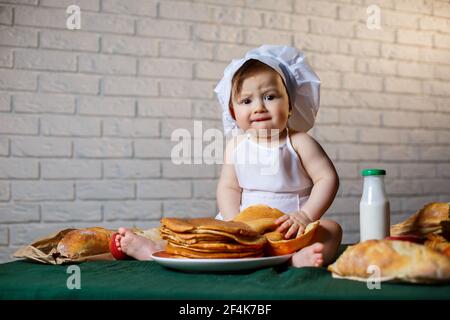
[0,0,449,263]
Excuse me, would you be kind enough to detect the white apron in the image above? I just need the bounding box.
[216,127,313,220]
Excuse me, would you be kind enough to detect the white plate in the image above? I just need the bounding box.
[151,251,293,272]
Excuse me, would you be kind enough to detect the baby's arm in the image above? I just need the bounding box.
[217,138,242,221]
[292,132,339,221]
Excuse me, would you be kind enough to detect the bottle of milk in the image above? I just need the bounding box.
[359,169,390,242]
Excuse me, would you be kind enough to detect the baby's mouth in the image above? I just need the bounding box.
[251,117,272,123]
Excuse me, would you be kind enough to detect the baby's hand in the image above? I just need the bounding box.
[275,211,311,239]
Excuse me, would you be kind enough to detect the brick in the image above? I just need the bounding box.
[405,129,436,144]
[420,179,449,194]
[42,202,102,222]
[41,116,100,137]
[382,10,419,28]
[79,54,136,75]
[419,48,450,65]
[359,127,402,144]
[342,73,382,91]
[0,5,12,25]
[160,40,214,60]
[15,49,76,71]
[40,0,100,11]
[104,160,160,178]
[397,62,434,79]
[160,1,212,23]
[355,24,395,43]
[161,119,220,138]
[138,98,192,118]
[420,113,450,129]
[319,75,349,98]
[245,0,292,12]
[12,137,71,157]
[78,97,135,117]
[339,109,381,126]
[356,58,396,75]
[74,139,132,158]
[215,43,254,62]
[385,77,422,94]
[102,0,157,16]
[160,79,214,99]
[420,16,450,33]
[163,200,216,218]
[212,7,262,27]
[351,92,398,110]
[423,81,450,96]
[138,18,191,39]
[104,201,162,221]
[82,12,134,34]
[339,39,380,57]
[40,30,99,52]
[0,182,9,201]
[338,144,379,161]
[102,35,158,56]
[0,203,39,223]
[263,12,291,30]
[193,179,218,199]
[0,227,8,245]
[334,162,359,179]
[77,181,134,200]
[337,179,361,196]
[103,118,159,138]
[291,17,309,32]
[399,164,436,178]
[0,114,38,135]
[310,17,354,37]
[0,137,9,156]
[314,126,358,142]
[42,159,101,179]
[312,53,354,72]
[380,145,419,161]
[320,90,356,108]
[436,130,450,144]
[394,0,432,14]
[15,7,65,29]
[14,93,75,114]
[162,162,216,178]
[0,69,37,90]
[314,107,338,125]
[192,100,222,120]
[0,47,12,67]
[195,61,227,80]
[397,95,435,111]
[382,111,421,128]
[138,180,191,198]
[103,76,157,97]
[40,73,99,94]
[0,92,10,112]
[12,181,74,201]
[433,1,450,18]
[0,159,38,179]
[397,29,433,47]
[434,65,450,82]
[134,139,174,158]
[295,0,337,18]
[437,164,450,178]
[420,146,450,161]
[338,4,365,21]
[244,28,292,46]
[294,33,338,53]
[194,23,243,43]
[385,179,422,195]
[139,58,193,78]
[381,43,419,61]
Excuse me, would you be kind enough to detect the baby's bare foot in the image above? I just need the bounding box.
[115,227,157,261]
[291,242,324,268]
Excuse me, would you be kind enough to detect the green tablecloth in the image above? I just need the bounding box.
[1,246,449,300]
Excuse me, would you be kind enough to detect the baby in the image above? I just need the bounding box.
[115,45,342,267]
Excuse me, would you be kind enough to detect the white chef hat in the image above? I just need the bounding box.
[214,45,321,137]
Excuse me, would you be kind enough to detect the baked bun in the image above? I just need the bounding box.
[56,227,114,259]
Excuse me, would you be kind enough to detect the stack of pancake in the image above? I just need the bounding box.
[160,217,267,259]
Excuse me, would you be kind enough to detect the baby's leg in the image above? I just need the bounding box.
[115,227,160,261]
[291,219,342,268]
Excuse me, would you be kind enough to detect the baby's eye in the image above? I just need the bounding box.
[241,98,251,104]
[265,95,275,101]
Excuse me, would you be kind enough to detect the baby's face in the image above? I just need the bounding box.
[231,68,290,135]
